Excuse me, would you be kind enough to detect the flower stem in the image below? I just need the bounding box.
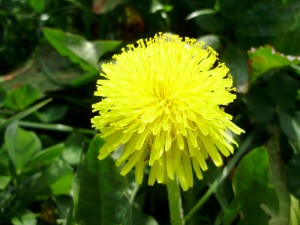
[166,179,185,225]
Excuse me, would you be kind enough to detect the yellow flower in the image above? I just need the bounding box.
[92,33,244,191]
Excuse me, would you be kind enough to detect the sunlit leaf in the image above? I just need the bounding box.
[11,210,37,225]
[43,28,122,72]
[248,46,300,82]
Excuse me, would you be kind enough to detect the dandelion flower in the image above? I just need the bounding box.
[91,33,244,191]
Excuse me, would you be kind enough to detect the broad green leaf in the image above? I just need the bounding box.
[11,210,37,225]
[248,46,300,82]
[62,133,84,165]
[244,86,275,122]
[230,147,278,225]
[71,135,133,225]
[50,172,73,195]
[43,28,122,72]
[278,111,300,151]
[287,153,300,199]
[267,74,297,109]
[4,84,43,111]
[5,124,41,174]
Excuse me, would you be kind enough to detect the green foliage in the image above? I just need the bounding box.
[226,147,278,225]
[42,28,122,73]
[249,46,300,82]
[1,0,300,224]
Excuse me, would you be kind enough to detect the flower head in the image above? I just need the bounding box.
[92,33,244,190]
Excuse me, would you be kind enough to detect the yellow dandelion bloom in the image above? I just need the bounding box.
[91,33,244,191]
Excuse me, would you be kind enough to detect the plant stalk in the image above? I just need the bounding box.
[166,179,185,225]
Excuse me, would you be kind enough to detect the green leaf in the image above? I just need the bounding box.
[70,135,133,225]
[197,35,220,50]
[0,176,11,190]
[0,98,52,129]
[0,88,6,107]
[62,133,84,165]
[192,10,225,33]
[230,147,278,225]
[132,204,159,225]
[221,44,249,93]
[1,44,90,92]
[5,124,41,175]
[248,46,300,82]
[11,210,37,225]
[29,159,73,196]
[267,74,297,109]
[287,153,300,199]
[42,28,122,72]
[0,149,10,176]
[278,111,300,151]
[4,84,43,111]
[290,195,300,225]
[28,0,47,13]
[186,8,216,20]
[244,86,275,122]
[35,104,68,123]
[267,136,291,225]
[26,143,65,171]
[50,172,73,195]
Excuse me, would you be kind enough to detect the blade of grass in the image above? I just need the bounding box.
[16,120,95,135]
